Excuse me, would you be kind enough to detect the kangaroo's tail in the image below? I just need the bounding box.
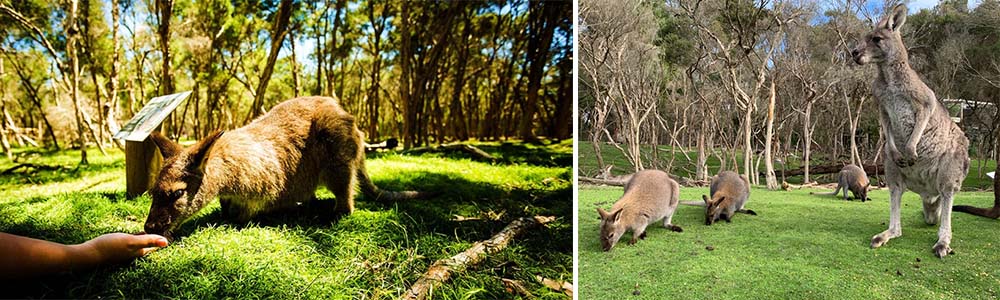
[952,205,1000,219]
[356,162,437,202]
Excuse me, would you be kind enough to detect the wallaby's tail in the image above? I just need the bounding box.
[810,188,840,197]
[356,163,436,202]
[952,205,1000,219]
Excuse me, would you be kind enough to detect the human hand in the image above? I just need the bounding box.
[78,233,169,264]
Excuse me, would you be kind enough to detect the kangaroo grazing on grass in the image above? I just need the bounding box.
[810,164,870,201]
[596,169,682,252]
[852,4,970,258]
[702,171,756,225]
[143,96,428,239]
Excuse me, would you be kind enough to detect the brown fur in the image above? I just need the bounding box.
[811,164,870,201]
[597,170,682,252]
[702,171,755,225]
[144,96,427,238]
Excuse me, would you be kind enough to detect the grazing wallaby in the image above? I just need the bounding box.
[852,5,970,258]
[596,170,682,252]
[702,171,756,225]
[810,164,870,201]
[143,96,428,239]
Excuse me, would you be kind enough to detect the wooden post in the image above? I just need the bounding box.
[125,138,162,198]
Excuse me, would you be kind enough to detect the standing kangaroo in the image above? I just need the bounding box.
[596,170,683,252]
[702,171,756,225]
[144,96,427,239]
[810,164,870,202]
[852,5,970,258]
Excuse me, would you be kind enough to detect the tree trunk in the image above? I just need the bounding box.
[399,0,413,149]
[696,117,707,181]
[803,101,813,183]
[244,0,294,124]
[519,1,559,142]
[764,81,778,190]
[742,103,753,183]
[290,31,300,98]
[66,0,88,165]
[156,0,174,137]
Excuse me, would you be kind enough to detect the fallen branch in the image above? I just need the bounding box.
[501,278,533,298]
[400,215,557,300]
[767,163,884,177]
[405,143,497,162]
[2,163,63,175]
[578,176,626,186]
[536,276,574,297]
[580,175,709,188]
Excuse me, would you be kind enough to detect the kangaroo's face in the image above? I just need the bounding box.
[703,195,724,225]
[597,207,626,252]
[852,5,908,65]
[144,131,223,239]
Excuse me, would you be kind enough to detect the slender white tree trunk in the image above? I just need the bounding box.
[764,81,778,189]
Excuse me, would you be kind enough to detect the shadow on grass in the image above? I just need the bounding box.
[167,170,571,245]
[0,160,124,187]
[370,141,572,168]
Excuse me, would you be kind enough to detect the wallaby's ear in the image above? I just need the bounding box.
[702,195,710,203]
[150,131,182,159]
[186,130,224,172]
[610,209,623,223]
[597,207,609,220]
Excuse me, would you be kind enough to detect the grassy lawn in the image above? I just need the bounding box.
[578,185,1000,299]
[0,140,572,299]
[577,141,997,190]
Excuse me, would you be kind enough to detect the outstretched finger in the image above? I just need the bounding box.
[128,234,169,250]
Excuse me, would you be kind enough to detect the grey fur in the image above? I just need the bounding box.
[852,4,970,258]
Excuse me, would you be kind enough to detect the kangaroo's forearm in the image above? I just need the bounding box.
[906,97,935,151]
[878,108,899,151]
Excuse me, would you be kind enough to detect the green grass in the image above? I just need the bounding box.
[0,141,572,299]
[577,141,998,190]
[578,185,1000,299]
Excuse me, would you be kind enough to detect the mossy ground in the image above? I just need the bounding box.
[0,140,572,299]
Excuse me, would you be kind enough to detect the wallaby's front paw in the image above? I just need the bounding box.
[933,243,953,258]
[670,225,683,232]
[628,237,637,245]
[638,231,647,240]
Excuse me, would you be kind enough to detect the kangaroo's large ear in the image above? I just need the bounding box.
[186,130,224,172]
[702,195,711,204]
[150,131,182,159]
[880,4,907,31]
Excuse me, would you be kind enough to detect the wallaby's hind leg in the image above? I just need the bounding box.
[921,195,942,225]
[324,164,357,216]
[933,190,956,258]
[662,213,683,232]
[872,178,905,249]
[841,177,850,201]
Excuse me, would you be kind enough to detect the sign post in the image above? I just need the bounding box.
[114,91,191,199]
